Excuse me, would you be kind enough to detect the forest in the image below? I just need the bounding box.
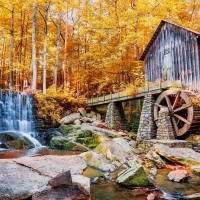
[0,0,199,97]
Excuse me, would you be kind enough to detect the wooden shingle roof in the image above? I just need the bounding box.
[139,20,200,61]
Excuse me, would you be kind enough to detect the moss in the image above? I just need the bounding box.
[77,130,92,138]
[59,125,74,135]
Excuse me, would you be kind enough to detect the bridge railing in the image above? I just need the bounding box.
[87,80,182,105]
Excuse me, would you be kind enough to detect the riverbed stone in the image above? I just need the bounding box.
[1,131,36,150]
[0,159,49,199]
[154,144,200,167]
[32,185,90,200]
[167,170,189,182]
[191,165,200,175]
[116,164,151,186]
[72,175,90,194]
[145,150,166,168]
[13,155,87,177]
[48,171,73,188]
[60,113,81,124]
[80,151,116,172]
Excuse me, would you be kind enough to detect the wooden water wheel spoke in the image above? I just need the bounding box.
[172,91,181,109]
[154,90,194,137]
[171,116,179,135]
[174,103,192,113]
[173,114,191,125]
[164,91,172,108]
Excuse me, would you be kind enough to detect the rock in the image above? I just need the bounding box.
[92,121,105,128]
[102,172,111,180]
[72,175,90,194]
[77,130,92,138]
[14,155,87,177]
[147,192,156,200]
[182,193,200,199]
[191,165,200,175]
[116,164,151,186]
[87,111,96,118]
[80,117,95,123]
[59,124,74,135]
[96,113,101,121]
[128,140,137,148]
[91,177,99,184]
[149,168,157,176]
[167,170,189,182]
[146,150,166,168]
[113,138,134,152]
[94,140,134,165]
[0,159,49,199]
[48,171,72,188]
[78,108,87,117]
[50,136,88,151]
[74,119,81,125]
[80,151,116,172]
[60,113,81,124]
[32,186,90,200]
[154,144,200,167]
[2,131,36,150]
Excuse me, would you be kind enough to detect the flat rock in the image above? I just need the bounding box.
[154,144,200,166]
[167,170,188,182]
[32,186,90,200]
[14,155,87,177]
[0,159,50,199]
[146,150,165,168]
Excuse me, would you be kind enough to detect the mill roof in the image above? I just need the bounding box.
[139,20,200,61]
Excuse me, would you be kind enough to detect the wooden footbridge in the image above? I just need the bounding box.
[87,80,181,106]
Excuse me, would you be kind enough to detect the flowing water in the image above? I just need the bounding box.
[0,90,41,147]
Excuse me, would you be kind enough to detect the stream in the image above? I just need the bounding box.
[1,147,200,200]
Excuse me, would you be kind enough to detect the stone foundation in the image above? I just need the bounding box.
[136,93,156,141]
[140,139,192,152]
[156,107,175,140]
[105,101,127,130]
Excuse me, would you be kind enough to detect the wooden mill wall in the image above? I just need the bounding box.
[144,23,200,92]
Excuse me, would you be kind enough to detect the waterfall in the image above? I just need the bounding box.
[0,90,41,147]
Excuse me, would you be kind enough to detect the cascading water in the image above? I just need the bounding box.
[0,90,41,147]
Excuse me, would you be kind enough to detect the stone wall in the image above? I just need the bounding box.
[136,93,156,141]
[105,101,127,130]
[156,107,175,140]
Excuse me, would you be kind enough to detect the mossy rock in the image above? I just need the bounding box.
[116,164,152,186]
[77,130,92,138]
[59,125,74,135]
[50,136,88,151]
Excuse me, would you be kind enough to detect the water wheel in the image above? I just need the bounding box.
[154,90,200,137]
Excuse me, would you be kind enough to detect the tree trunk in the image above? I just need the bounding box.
[31,1,37,89]
[54,12,61,91]
[9,7,14,90]
[43,1,49,94]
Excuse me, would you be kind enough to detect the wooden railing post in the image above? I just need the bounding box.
[110,92,112,100]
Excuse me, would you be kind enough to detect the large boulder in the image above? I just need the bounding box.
[72,175,90,194]
[1,131,38,150]
[0,155,88,199]
[59,125,74,135]
[94,139,134,165]
[116,164,151,186]
[154,144,200,167]
[50,136,88,151]
[60,113,81,125]
[80,151,116,172]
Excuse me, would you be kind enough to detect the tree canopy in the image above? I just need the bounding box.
[0,0,199,96]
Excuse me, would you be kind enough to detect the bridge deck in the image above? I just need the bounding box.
[87,80,182,106]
